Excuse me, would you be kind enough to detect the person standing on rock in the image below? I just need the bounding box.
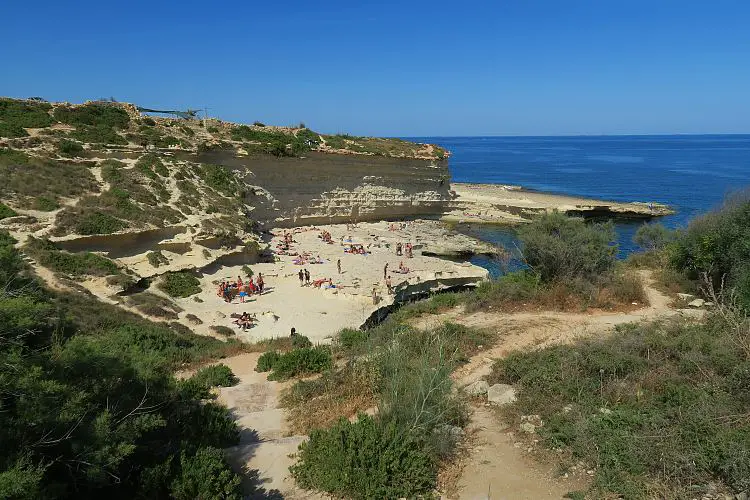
[384,263,388,279]
[337,258,341,274]
[298,269,304,286]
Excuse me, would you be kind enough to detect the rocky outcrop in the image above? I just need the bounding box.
[194,150,451,228]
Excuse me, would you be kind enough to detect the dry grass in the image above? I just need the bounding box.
[281,361,378,435]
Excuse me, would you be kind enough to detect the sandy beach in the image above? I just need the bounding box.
[173,220,489,343]
[443,182,674,224]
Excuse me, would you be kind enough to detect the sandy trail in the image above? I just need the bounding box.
[433,271,698,499]
[214,353,323,499]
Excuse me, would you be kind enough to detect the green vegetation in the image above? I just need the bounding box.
[668,194,750,310]
[291,415,436,498]
[0,231,245,498]
[136,153,169,178]
[0,98,53,128]
[53,102,130,129]
[0,202,17,219]
[0,121,28,138]
[633,222,673,251]
[57,138,84,156]
[256,346,332,381]
[147,250,169,267]
[158,271,201,298]
[491,311,750,498]
[181,364,239,399]
[24,237,119,277]
[0,148,98,210]
[69,210,127,235]
[126,292,182,319]
[286,319,490,497]
[70,124,127,145]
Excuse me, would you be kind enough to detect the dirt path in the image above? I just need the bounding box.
[436,271,697,499]
[214,353,323,499]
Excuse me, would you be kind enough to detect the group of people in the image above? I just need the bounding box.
[293,253,324,265]
[344,243,367,255]
[232,311,257,330]
[218,274,265,303]
[319,230,333,243]
[395,242,413,258]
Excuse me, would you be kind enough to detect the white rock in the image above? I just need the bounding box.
[520,422,536,434]
[688,298,705,308]
[487,384,517,405]
[599,407,613,415]
[465,380,490,396]
[677,293,695,301]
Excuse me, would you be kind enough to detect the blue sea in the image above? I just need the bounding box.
[409,135,750,276]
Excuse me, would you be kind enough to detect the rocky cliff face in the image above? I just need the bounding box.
[194,150,451,227]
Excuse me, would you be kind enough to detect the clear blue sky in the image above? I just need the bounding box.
[3,0,750,136]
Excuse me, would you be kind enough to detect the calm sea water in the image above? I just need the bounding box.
[409,135,750,276]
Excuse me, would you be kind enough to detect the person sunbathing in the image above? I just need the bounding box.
[312,278,327,288]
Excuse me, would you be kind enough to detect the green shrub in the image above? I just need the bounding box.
[290,335,311,349]
[147,250,169,267]
[633,222,673,251]
[490,314,750,497]
[170,447,242,500]
[338,328,369,349]
[0,202,17,219]
[24,237,119,277]
[57,139,84,156]
[256,351,281,372]
[0,98,53,128]
[0,121,29,138]
[290,415,436,498]
[53,103,130,129]
[136,153,169,177]
[183,364,239,398]
[197,163,237,195]
[241,264,254,278]
[252,121,265,127]
[209,325,235,337]
[142,117,156,126]
[70,124,127,145]
[465,270,540,311]
[518,211,617,283]
[126,292,182,319]
[33,196,59,211]
[74,210,126,235]
[255,347,331,380]
[158,271,201,298]
[668,194,750,310]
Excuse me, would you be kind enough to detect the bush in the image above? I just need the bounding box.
[252,121,265,127]
[170,447,242,500]
[136,153,169,177]
[633,222,673,251]
[126,292,182,319]
[158,271,201,298]
[490,313,750,497]
[668,194,750,310]
[338,328,369,349]
[255,347,332,380]
[241,264,254,278]
[518,211,617,283]
[70,124,127,145]
[0,121,29,138]
[290,415,436,498]
[210,325,234,337]
[292,334,313,349]
[0,98,53,128]
[464,271,540,311]
[53,103,130,129]
[74,210,126,235]
[24,237,119,277]
[147,250,169,267]
[256,351,281,372]
[0,202,17,219]
[33,196,59,211]
[183,364,239,398]
[57,139,84,156]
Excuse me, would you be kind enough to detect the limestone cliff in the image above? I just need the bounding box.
[196,150,451,227]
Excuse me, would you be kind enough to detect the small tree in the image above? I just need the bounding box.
[633,222,673,251]
[518,211,617,283]
[170,447,242,500]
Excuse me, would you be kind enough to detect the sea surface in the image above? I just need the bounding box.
[408,135,750,276]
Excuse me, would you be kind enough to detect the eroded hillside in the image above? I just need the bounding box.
[0,97,454,333]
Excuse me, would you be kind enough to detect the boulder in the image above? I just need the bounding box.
[677,293,695,301]
[520,422,536,434]
[465,380,490,396]
[487,384,517,405]
[688,298,705,308]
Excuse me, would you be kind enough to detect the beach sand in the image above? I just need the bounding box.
[173,220,489,343]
